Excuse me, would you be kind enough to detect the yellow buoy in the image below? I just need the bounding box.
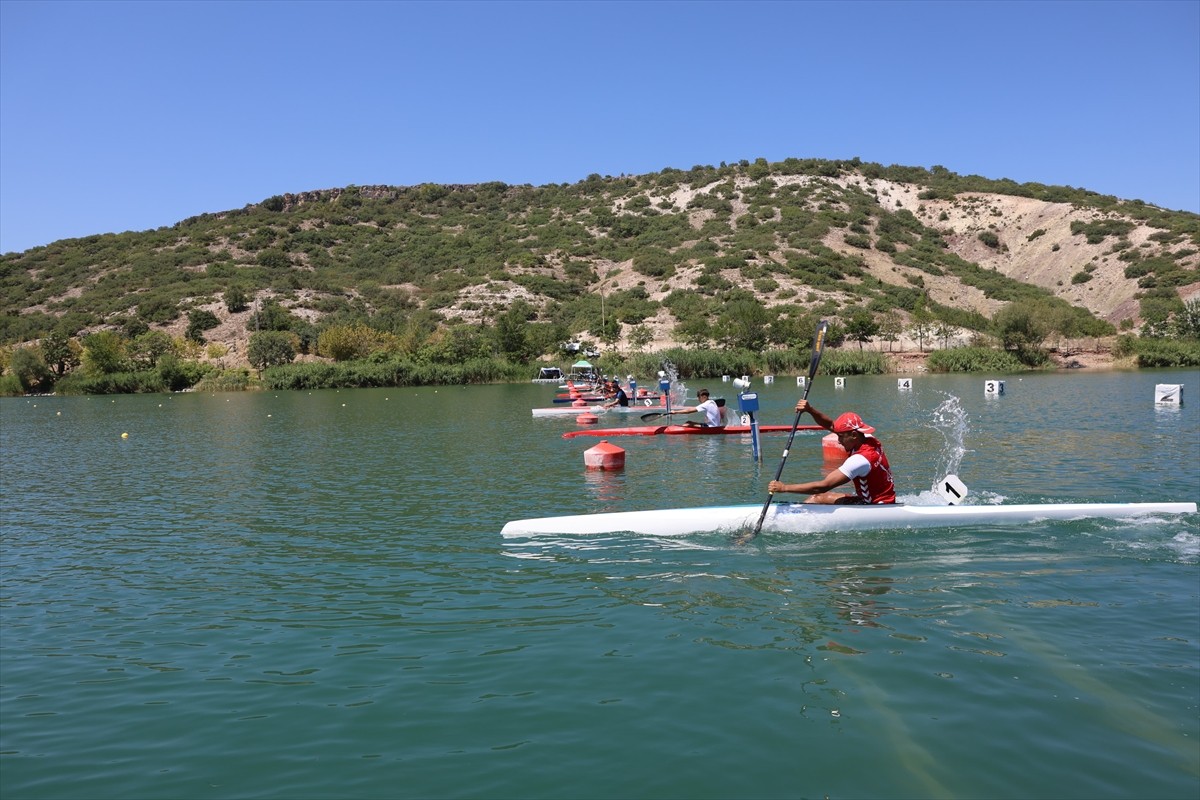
[121,432,129,439]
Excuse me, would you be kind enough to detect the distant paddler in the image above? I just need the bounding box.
[676,389,724,427]
[602,379,629,408]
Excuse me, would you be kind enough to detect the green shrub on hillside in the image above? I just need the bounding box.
[185,309,220,342]
[1070,219,1135,244]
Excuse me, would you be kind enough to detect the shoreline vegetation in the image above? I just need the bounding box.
[4,336,1197,397]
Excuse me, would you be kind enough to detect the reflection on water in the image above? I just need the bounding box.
[823,563,895,631]
[583,468,627,508]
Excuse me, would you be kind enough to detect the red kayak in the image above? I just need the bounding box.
[562,424,825,439]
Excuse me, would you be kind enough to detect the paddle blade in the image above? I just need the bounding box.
[806,320,829,383]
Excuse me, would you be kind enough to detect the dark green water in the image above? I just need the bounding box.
[2,370,1198,799]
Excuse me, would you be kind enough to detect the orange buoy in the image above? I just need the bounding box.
[584,440,625,471]
[572,398,588,407]
[576,413,599,424]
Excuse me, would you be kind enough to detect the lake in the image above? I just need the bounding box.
[2,368,1198,799]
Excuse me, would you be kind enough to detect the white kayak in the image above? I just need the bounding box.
[501,501,1197,537]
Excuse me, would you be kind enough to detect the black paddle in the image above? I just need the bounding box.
[738,320,829,544]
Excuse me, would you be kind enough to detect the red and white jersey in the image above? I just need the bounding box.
[837,437,896,504]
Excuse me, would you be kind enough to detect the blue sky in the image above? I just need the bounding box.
[1,0,1197,254]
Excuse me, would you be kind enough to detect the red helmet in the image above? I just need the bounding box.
[832,412,875,435]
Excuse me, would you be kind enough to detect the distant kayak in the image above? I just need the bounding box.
[562,424,826,439]
[552,392,660,403]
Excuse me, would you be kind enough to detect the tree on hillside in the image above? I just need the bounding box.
[598,318,622,347]
[317,324,390,361]
[879,312,904,351]
[186,309,221,343]
[157,353,200,392]
[993,304,1050,352]
[9,346,52,392]
[82,331,127,375]
[629,324,653,352]
[40,328,80,377]
[910,304,935,352]
[247,300,316,354]
[768,310,809,348]
[934,321,958,349]
[247,331,297,373]
[225,286,249,313]
[426,324,494,363]
[845,310,880,351]
[675,317,711,348]
[1174,298,1200,339]
[524,320,570,358]
[128,330,176,369]
[248,299,303,333]
[395,313,440,356]
[495,302,535,361]
[715,299,770,351]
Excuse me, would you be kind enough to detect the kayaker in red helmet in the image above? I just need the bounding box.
[768,400,896,504]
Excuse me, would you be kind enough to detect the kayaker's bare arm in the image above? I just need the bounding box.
[796,399,834,430]
[768,469,850,496]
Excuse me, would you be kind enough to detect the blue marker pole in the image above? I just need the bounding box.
[738,391,761,462]
[659,377,672,417]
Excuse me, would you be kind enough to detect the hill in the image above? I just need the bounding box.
[2,157,1198,370]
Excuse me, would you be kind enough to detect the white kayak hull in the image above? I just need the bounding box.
[501,501,1197,537]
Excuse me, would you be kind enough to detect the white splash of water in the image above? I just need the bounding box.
[924,393,972,494]
[1170,531,1200,562]
[658,358,690,406]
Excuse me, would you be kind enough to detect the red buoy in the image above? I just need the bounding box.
[584,440,625,470]
[576,413,599,424]
[822,432,847,463]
